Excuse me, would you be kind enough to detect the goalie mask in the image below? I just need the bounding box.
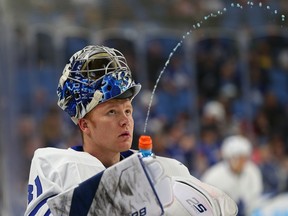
[57,45,141,124]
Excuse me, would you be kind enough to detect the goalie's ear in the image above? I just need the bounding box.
[78,118,89,133]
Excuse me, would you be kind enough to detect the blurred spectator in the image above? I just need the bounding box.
[149,130,170,158]
[202,100,226,134]
[196,46,220,100]
[261,91,288,137]
[196,37,239,102]
[164,120,196,172]
[17,114,39,175]
[218,92,246,137]
[146,39,168,88]
[201,135,263,215]
[219,58,241,91]
[268,49,288,105]
[132,89,164,137]
[40,105,63,147]
[168,0,197,24]
[196,101,227,171]
[156,54,193,124]
[22,135,45,180]
[252,110,271,145]
[196,124,222,173]
[248,63,270,114]
[257,136,288,195]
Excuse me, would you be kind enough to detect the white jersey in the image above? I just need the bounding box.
[25,147,115,216]
[201,160,263,213]
[25,146,238,216]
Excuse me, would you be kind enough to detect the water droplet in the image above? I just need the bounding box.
[259,2,262,7]
[274,10,278,14]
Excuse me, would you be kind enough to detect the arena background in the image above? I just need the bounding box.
[1,0,288,215]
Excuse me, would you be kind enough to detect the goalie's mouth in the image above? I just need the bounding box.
[119,131,131,137]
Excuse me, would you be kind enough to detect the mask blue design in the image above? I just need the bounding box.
[57,45,141,124]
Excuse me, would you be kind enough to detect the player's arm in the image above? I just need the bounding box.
[24,150,62,216]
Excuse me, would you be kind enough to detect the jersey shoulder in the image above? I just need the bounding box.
[33,147,105,170]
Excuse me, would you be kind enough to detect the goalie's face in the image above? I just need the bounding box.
[79,98,134,165]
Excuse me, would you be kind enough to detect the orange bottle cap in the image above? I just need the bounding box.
[139,135,152,150]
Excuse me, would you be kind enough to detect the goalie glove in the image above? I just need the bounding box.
[142,156,238,216]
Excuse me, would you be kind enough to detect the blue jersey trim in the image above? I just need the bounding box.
[28,195,55,216]
[44,209,51,216]
[71,145,84,151]
[71,145,135,159]
[120,149,134,159]
[138,155,164,215]
[70,171,104,216]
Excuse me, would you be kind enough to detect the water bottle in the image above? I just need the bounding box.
[138,135,154,157]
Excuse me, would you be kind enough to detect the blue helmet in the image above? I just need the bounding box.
[57,45,141,124]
